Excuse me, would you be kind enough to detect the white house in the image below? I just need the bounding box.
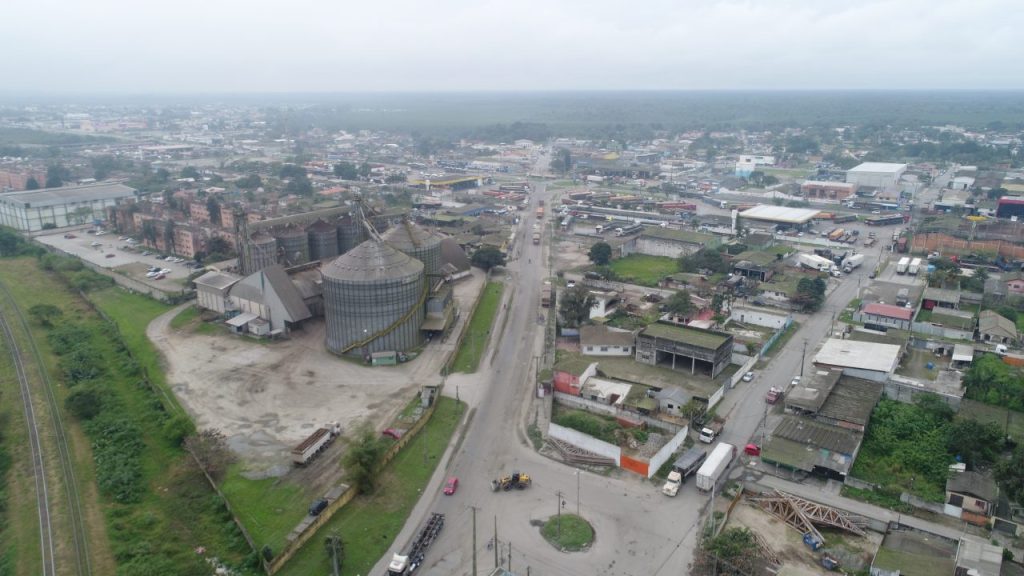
[580,325,635,356]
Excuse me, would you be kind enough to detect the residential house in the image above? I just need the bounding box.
[977,309,1019,345]
[1004,271,1024,295]
[858,302,913,331]
[580,325,635,356]
[654,387,690,416]
[946,471,998,517]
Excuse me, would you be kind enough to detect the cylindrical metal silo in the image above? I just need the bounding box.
[322,239,426,356]
[242,231,278,274]
[382,220,443,276]
[274,225,309,267]
[307,219,338,261]
[336,214,364,255]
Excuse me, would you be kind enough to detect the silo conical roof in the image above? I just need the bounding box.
[322,238,423,283]
[381,220,440,251]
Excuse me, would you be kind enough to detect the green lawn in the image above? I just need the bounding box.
[450,282,504,373]
[540,514,594,551]
[607,254,677,287]
[278,397,465,576]
[169,305,198,330]
[220,467,310,558]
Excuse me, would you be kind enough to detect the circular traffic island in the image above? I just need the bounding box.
[540,514,594,552]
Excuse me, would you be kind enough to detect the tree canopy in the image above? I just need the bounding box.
[665,289,695,318]
[679,248,729,274]
[470,246,506,271]
[588,242,612,266]
[559,286,596,328]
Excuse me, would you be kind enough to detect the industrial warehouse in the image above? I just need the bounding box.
[193,205,463,359]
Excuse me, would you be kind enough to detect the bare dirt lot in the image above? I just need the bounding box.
[726,502,881,576]
[149,269,485,477]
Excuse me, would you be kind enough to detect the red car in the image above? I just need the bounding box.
[744,444,761,457]
[382,428,405,440]
[443,477,459,495]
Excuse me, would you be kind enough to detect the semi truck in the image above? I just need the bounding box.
[695,443,736,492]
[896,257,911,274]
[896,288,910,307]
[842,253,865,273]
[386,513,445,575]
[797,253,835,273]
[698,416,726,443]
[662,446,709,495]
[291,423,342,465]
[908,258,922,275]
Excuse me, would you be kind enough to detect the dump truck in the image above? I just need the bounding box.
[386,513,445,575]
[842,253,865,273]
[698,416,725,443]
[896,257,911,274]
[491,472,531,491]
[291,423,342,465]
[695,443,736,492]
[828,228,845,242]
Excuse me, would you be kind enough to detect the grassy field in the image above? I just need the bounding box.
[450,281,504,373]
[0,259,256,574]
[0,346,40,576]
[278,396,465,576]
[169,305,198,330]
[607,254,677,287]
[220,467,310,558]
[540,514,594,551]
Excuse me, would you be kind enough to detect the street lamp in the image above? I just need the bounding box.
[575,469,581,516]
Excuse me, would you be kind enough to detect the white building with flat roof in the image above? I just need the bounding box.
[0,182,137,231]
[845,162,907,193]
[813,338,902,382]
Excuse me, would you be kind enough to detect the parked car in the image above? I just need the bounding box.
[790,376,801,386]
[766,387,783,404]
[308,498,328,516]
[154,274,165,280]
[566,280,576,288]
[382,428,405,440]
[744,444,761,456]
[105,253,115,259]
[741,371,755,382]
[443,477,459,495]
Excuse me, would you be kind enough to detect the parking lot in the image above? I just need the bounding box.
[35,230,197,290]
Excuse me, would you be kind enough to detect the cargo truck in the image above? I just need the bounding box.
[291,423,342,465]
[908,258,922,275]
[386,513,445,575]
[796,253,835,273]
[695,443,736,492]
[896,288,910,306]
[532,231,541,245]
[828,228,845,242]
[842,253,865,273]
[663,446,709,494]
[896,257,911,274]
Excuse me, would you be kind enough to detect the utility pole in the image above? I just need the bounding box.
[556,490,564,539]
[494,515,498,568]
[471,506,478,576]
[800,338,807,378]
[576,469,581,516]
[509,542,513,574]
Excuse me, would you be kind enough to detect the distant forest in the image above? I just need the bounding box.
[255,91,1024,140]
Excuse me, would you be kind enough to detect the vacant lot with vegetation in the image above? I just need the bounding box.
[541,514,594,551]
[451,281,504,373]
[0,257,257,575]
[607,254,677,286]
[279,396,465,576]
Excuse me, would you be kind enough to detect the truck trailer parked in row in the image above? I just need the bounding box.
[696,443,736,492]
[896,257,911,274]
[387,513,445,575]
[842,253,865,273]
[662,446,708,496]
[908,257,922,275]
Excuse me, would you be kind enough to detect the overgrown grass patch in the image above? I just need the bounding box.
[540,514,594,552]
[451,282,504,373]
[278,397,465,576]
[169,306,198,330]
[220,468,310,558]
[607,254,677,287]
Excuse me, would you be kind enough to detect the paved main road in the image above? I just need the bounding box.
[376,182,873,576]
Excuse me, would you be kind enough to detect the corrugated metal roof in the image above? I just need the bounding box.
[773,415,861,454]
[0,182,136,207]
[322,239,424,282]
[232,265,311,323]
[814,338,901,373]
[863,303,913,321]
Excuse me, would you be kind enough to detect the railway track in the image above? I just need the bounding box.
[0,281,91,576]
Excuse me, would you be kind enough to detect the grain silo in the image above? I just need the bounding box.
[274,225,309,267]
[336,214,364,255]
[382,220,443,276]
[322,239,425,356]
[241,231,278,274]
[307,219,338,261]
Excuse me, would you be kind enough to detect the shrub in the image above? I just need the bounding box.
[66,385,105,420]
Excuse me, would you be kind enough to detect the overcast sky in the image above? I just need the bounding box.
[2,0,1021,93]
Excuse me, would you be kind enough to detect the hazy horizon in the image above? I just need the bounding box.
[2,0,1022,94]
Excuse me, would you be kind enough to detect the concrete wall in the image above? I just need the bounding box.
[911,321,974,341]
[884,377,962,410]
[548,423,621,465]
[631,236,702,259]
[707,383,726,410]
[647,425,689,479]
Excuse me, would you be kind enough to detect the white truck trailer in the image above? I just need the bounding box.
[896,257,911,275]
[796,252,835,273]
[908,257,922,275]
[695,443,736,492]
[842,253,865,273]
